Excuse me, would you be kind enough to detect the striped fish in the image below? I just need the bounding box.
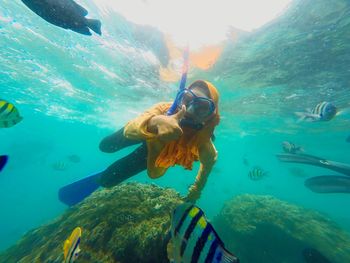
[0,100,23,128]
[248,167,267,181]
[295,101,337,122]
[63,227,82,263]
[282,141,303,154]
[168,202,239,263]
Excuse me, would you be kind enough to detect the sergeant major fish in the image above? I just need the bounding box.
[295,101,337,122]
[168,202,239,263]
[0,99,23,128]
[282,141,304,154]
[248,166,268,181]
[21,0,102,36]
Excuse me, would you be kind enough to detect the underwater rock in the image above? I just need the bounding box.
[213,194,350,263]
[0,183,182,263]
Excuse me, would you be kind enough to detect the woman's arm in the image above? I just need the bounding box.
[124,103,169,140]
[185,140,218,202]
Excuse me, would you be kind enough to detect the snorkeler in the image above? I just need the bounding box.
[276,152,350,176]
[59,80,220,206]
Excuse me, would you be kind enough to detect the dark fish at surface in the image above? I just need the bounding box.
[304,175,350,193]
[21,0,101,36]
[0,155,9,172]
[302,248,332,263]
[346,135,350,143]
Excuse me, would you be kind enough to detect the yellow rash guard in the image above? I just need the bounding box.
[123,80,220,201]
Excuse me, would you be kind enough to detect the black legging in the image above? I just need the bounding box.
[99,127,148,188]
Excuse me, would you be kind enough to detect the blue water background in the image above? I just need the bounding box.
[1,0,350,251]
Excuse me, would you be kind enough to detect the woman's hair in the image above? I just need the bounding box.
[188,80,211,98]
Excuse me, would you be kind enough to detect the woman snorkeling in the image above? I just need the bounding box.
[59,80,220,205]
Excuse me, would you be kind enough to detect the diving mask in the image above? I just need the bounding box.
[177,89,215,119]
[175,88,215,130]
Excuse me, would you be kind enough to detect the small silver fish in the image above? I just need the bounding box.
[0,100,23,128]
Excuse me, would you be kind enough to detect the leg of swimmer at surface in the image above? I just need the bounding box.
[99,127,142,153]
[99,143,148,187]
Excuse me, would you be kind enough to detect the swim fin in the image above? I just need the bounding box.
[0,155,8,172]
[58,172,102,206]
[277,153,350,176]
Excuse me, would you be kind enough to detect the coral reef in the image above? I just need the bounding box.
[3,188,350,263]
[213,194,350,263]
[0,183,182,263]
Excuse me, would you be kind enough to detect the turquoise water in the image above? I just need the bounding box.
[1,0,350,258]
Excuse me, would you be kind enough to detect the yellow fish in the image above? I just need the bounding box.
[0,99,23,128]
[63,227,82,263]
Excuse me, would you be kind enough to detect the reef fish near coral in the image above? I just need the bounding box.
[304,175,350,193]
[21,0,101,36]
[302,247,332,263]
[63,227,82,263]
[168,202,239,263]
[0,99,23,128]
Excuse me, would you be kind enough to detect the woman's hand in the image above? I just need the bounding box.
[147,105,186,142]
[183,185,201,203]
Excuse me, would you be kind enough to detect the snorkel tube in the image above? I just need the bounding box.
[166,46,190,116]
